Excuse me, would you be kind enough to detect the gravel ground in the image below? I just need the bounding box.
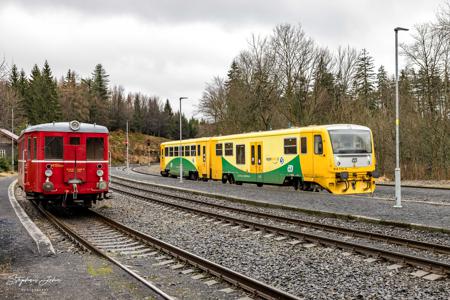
[113,167,450,229]
[93,193,450,299]
[111,182,450,265]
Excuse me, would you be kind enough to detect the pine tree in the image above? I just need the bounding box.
[376,65,391,109]
[9,64,19,88]
[41,60,61,121]
[88,64,110,125]
[354,49,376,109]
[91,64,109,101]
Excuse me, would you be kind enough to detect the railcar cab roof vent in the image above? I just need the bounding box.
[69,120,81,131]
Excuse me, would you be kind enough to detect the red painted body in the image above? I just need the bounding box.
[17,122,109,203]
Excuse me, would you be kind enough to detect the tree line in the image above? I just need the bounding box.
[198,5,449,180]
[0,62,199,140]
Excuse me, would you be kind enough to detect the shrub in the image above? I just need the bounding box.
[0,157,11,172]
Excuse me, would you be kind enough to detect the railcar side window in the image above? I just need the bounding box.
[216,143,223,156]
[70,137,80,145]
[174,146,179,157]
[45,136,63,160]
[301,137,307,154]
[236,145,245,165]
[169,147,173,157]
[202,146,206,162]
[197,145,200,156]
[33,138,37,159]
[225,143,233,156]
[185,146,190,157]
[27,137,31,160]
[87,137,104,160]
[251,145,255,165]
[191,145,196,156]
[314,135,323,155]
[284,138,297,155]
[257,145,262,165]
[164,147,168,157]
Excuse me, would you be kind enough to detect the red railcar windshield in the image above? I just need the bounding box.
[45,136,63,159]
[86,137,104,160]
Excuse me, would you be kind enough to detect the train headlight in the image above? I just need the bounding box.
[98,181,107,190]
[43,181,54,192]
[45,169,53,177]
[96,169,104,177]
[69,120,81,131]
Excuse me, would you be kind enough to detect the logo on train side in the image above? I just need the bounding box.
[287,165,293,173]
[352,157,358,163]
[280,157,284,164]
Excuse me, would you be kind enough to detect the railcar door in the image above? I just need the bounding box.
[299,133,313,180]
[312,132,328,180]
[250,142,263,183]
[64,135,86,184]
[198,141,208,178]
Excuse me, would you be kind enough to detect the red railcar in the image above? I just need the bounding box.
[18,121,109,207]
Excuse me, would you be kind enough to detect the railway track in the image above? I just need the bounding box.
[31,200,300,300]
[110,177,450,278]
[130,166,450,191]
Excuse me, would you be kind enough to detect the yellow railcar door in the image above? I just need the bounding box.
[300,133,313,180]
[198,142,208,178]
[250,142,263,182]
[256,142,263,182]
[250,142,257,176]
[313,132,328,179]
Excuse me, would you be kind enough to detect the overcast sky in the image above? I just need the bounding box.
[0,0,445,118]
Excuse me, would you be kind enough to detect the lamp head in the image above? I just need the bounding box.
[394,27,409,32]
[179,97,188,101]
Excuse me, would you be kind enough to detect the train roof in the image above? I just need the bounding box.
[20,122,109,136]
[161,124,371,145]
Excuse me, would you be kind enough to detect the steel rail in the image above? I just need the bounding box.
[377,183,450,191]
[31,201,175,300]
[111,184,450,276]
[32,201,300,300]
[111,178,450,255]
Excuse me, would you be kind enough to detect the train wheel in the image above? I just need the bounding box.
[257,183,263,187]
[293,179,299,190]
[236,181,242,185]
[222,174,228,184]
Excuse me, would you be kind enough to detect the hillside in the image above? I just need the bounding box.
[109,130,169,165]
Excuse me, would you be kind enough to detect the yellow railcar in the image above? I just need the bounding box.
[160,124,379,194]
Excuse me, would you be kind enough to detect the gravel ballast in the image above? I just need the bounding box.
[93,192,450,299]
[112,167,450,229]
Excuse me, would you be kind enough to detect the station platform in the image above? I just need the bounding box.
[113,166,450,232]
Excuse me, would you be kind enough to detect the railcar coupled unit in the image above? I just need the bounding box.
[17,120,110,207]
[160,124,379,194]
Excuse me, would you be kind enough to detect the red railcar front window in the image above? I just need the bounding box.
[87,137,104,160]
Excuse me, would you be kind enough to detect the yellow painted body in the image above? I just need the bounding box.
[160,125,377,194]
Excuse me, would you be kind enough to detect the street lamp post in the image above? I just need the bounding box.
[179,97,188,183]
[11,108,14,172]
[126,120,129,170]
[394,27,408,208]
